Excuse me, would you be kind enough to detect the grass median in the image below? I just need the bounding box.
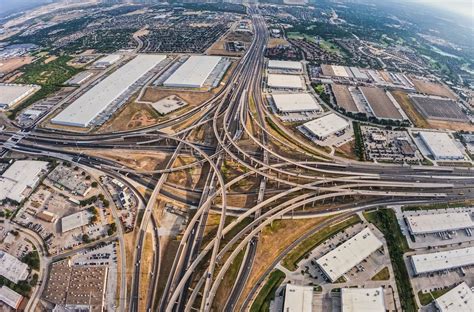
[250,269,285,312]
[281,214,361,271]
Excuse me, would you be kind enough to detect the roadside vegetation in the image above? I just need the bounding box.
[352,121,365,161]
[364,209,417,312]
[250,269,285,312]
[402,200,474,212]
[281,215,361,271]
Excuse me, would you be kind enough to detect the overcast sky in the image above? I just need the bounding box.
[405,0,473,18]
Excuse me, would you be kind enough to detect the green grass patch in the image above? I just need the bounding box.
[319,39,342,55]
[282,215,361,271]
[250,269,286,312]
[402,200,474,212]
[417,286,453,306]
[9,55,81,119]
[286,32,316,42]
[371,267,390,281]
[364,209,417,312]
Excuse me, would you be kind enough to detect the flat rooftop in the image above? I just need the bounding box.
[419,131,464,160]
[61,211,91,233]
[0,160,48,203]
[406,212,474,235]
[267,74,304,89]
[93,54,121,66]
[272,93,321,113]
[268,60,302,71]
[51,54,166,127]
[0,286,23,309]
[0,251,29,284]
[0,83,39,108]
[316,228,383,282]
[435,282,473,312]
[163,55,222,88]
[341,287,386,312]
[411,246,474,275]
[283,284,313,312]
[332,65,349,77]
[302,113,349,139]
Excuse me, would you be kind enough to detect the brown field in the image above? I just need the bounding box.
[267,37,290,48]
[320,64,335,76]
[332,84,359,113]
[0,56,34,74]
[138,231,154,312]
[237,217,329,309]
[428,119,474,132]
[360,87,403,119]
[392,91,429,128]
[79,149,166,171]
[207,30,252,56]
[411,78,457,99]
[97,102,160,133]
[335,140,358,160]
[44,55,58,64]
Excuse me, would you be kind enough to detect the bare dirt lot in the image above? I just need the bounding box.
[98,102,160,133]
[410,78,457,99]
[78,149,166,171]
[267,37,290,48]
[0,56,34,75]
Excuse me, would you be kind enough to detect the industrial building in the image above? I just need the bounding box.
[316,228,383,282]
[0,251,29,284]
[163,55,222,88]
[332,65,350,77]
[267,74,304,90]
[435,282,473,312]
[0,160,48,203]
[283,284,313,312]
[341,287,386,312]
[93,54,121,68]
[66,71,94,85]
[268,60,303,72]
[301,113,349,141]
[51,54,166,128]
[43,259,108,312]
[61,211,91,233]
[406,212,474,235]
[0,83,40,109]
[271,93,321,113]
[0,286,23,309]
[410,246,474,275]
[349,67,368,80]
[418,131,465,161]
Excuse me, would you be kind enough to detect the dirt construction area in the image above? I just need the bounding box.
[410,78,457,99]
[0,56,34,75]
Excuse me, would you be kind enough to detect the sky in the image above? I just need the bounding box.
[404,0,473,18]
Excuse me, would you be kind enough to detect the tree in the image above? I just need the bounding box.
[91,182,98,188]
[82,234,90,243]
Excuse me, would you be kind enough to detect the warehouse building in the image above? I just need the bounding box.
[283,284,313,312]
[301,113,349,141]
[349,67,369,80]
[93,54,121,68]
[66,71,94,85]
[51,54,166,127]
[61,211,91,233]
[435,282,473,312]
[0,160,48,203]
[267,74,304,90]
[316,228,383,282]
[418,131,465,161]
[0,251,29,284]
[341,287,386,312]
[406,212,474,235]
[268,60,303,72]
[0,286,23,309]
[0,83,40,109]
[163,55,222,88]
[410,246,474,275]
[271,93,321,113]
[332,65,350,78]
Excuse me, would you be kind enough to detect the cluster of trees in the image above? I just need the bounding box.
[352,121,365,161]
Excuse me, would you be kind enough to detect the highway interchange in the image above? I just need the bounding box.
[1,4,474,312]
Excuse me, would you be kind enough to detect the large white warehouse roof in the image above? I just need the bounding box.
[61,211,91,233]
[0,160,48,203]
[302,113,349,140]
[0,251,29,284]
[0,83,39,109]
[411,246,474,275]
[406,212,474,235]
[267,74,304,89]
[316,228,383,282]
[0,286,23,309]
[51,54,166,127]
[93,54,121,67]
[435,282,474,312]
[341,287,386,312]
[163,55,222,88]
[419,131,464,161]
[268,60,302,71]
[283,284,313,312]
[272,93,321,113]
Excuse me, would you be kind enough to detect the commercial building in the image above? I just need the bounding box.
[418,131,465,161]
[0,251,29,284]
[410,246,474,275]
[0,286,23,309]
[43,259,108,312]
[316,228,383,282]
[66,71,94,85]
[51,54,166,127]
[301,113,349,140]
[406,212,474,235]
[271,93,321,113]
[163,55,222,88]
[93,54,121,68]
[0,160,48,203]
[349,67,368,80]
[341,287,386,312]
[61,211,91,233]
[435,282,473,312]
[268,60,303,72]
[267,74,304,90]
[0,83,40,109]
[332,65,350,77]
[283,284,313,312]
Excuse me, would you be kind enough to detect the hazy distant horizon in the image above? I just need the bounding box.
[0,0,51,17]
[406,0,473,18]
